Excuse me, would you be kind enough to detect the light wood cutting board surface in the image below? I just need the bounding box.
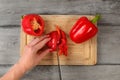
[20,15,97,65]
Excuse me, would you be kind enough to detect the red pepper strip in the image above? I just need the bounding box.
[58,39,68,56]
[56,25,61,38]
[57,27,68,56]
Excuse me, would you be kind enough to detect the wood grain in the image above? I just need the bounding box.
[0,65,120,80]
[97,26,120,64]
[0,65,60,80]
[20,27,27,56]
[61,65,120,80]
[20,15,97,65]
[0,27,20,64]
[0,0,120,26]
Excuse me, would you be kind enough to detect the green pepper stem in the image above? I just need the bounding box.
[91,14,101,24]
[21,15,24,19]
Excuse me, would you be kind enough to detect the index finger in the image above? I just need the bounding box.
[34,37,51,52]
[28,35,49,46]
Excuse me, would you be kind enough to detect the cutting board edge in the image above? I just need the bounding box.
[20,15,97,65]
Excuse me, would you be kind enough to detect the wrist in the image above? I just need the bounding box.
[18,58,34,72]
[17,60,31,73]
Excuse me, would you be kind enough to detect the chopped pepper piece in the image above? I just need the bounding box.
[47,25,68,56]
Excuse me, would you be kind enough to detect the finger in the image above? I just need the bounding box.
[37,49,51,61]
[34,37,51,51]
[28,35,49,46]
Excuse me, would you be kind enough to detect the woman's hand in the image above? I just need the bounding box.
[0,35,51,80]
[19,35,51,71]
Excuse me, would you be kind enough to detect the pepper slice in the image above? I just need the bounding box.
[69,15,100,43]
[47,26,68,56]
[58,28,68,56]
[22,14,44,36]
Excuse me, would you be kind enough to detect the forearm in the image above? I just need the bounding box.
[0,62,27,80]
[0,36,50,80]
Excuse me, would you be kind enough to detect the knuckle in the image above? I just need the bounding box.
[34,38,40,42]
[32,46,37,50]
[44,38,49,43]
[25,45,29,49]
[25,45,32,49]
[25,45,34,51]
[41,35,46,38]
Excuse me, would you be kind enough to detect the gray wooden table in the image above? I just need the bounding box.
[0,0,120,80]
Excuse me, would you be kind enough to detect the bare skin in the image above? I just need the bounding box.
[0,35,51,80]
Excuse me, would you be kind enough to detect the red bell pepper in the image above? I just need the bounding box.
[22,14,44,36]
[47,26,68,56]
[47,31,60,51]
[69,15,100,43]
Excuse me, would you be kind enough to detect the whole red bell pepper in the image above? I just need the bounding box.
[22,14,44,36]
[69,15,100,43]
[47,26,68,56]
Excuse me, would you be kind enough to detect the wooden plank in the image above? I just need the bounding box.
[0,27,20,64]
[0,65,120,80]
[97,26,120,64]
[0,0,120,25]
[0,65,60,80]
[20,15,97,65]
[61,65,120,80]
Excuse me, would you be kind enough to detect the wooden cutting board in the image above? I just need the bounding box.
[20,15,97,65]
